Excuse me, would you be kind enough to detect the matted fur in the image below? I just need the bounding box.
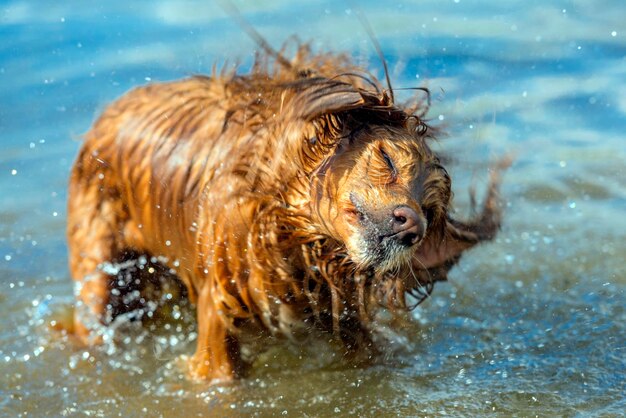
[67,44,505,381]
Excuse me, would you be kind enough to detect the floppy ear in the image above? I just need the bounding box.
[290,77,365,121]
[413,159,509,282]
[272,78,366,175]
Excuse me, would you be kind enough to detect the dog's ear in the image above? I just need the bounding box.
[414,216,499,281]
[413,159,509,281]
[290,78,365,121]
[272,78,366,174]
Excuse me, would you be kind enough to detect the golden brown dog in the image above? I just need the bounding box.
[67,44,505,381]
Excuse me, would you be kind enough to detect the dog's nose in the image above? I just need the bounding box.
[391,206,424,246]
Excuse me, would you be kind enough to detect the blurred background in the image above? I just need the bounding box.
[1,0,624,416]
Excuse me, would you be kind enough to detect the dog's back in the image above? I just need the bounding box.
[68,74,288,290]
[70,79,216,290]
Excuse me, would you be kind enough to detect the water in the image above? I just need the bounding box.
[1,0,625,416]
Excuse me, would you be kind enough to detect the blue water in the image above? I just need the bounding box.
[1,1,625,416]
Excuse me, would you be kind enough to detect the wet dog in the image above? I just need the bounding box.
[67,43,505,381]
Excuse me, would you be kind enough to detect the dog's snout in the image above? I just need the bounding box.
[392,206,419,231]
[391,206,424,246]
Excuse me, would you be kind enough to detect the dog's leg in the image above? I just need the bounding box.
[186,187,257,382]
[189,283,242,382]
[67,170,127,343]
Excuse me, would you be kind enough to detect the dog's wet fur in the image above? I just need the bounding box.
[67,42,506,381]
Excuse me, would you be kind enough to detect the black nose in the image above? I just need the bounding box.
[391,206,424,246]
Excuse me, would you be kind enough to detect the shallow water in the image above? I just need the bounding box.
[1,0,625,416]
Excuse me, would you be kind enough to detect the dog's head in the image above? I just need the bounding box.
[313,123,450,273]
[238,54,505,331]
[279,78,451,276]
[272,73,504,299]
[310,120,451,274]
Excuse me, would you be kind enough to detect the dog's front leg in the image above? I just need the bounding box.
[189,282,243,382]
[187,186,258,382]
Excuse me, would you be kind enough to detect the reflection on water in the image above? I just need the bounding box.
[1,0,625,416]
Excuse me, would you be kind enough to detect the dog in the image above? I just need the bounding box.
[67,42,505,382]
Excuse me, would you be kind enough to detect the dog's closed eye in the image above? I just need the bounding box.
[378,145,398,183]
